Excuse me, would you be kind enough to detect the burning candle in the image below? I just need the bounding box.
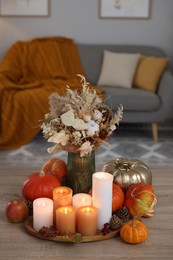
[77,206,98,236]
[33,198,53,231]
[53,186,72,219]
[56,206,76,235]
[92,172,113,230]
[72,193,92,210]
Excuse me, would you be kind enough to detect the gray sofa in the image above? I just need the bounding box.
[77,44,173,142]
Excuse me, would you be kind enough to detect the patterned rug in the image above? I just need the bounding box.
[1,128,173,170]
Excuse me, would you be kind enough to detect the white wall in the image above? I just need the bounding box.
[0,0,173,68]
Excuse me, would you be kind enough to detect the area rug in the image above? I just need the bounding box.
[1,128,173,170]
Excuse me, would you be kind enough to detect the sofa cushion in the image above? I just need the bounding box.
[133,55,168,93]
[97,50,140,88]
[99,85,160,111]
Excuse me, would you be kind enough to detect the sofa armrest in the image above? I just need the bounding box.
[157,70,173,117]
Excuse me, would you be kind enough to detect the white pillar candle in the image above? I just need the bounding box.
[92,172,113,230]
[72,193,92,210]
[33,198,53,231]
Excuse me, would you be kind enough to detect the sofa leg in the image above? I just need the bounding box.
[151,123,158,142]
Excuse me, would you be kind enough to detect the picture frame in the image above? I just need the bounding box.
[0,0,50,17]
[99,0,151,19]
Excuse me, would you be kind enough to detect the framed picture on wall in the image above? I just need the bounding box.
[99,0,151,19]
[0,0,50,17]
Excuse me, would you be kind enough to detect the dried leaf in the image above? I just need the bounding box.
[68,233,83,243]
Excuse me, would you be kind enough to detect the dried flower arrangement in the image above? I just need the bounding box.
[41,75,123,157]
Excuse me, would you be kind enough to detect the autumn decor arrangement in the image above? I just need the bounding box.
[41,74,123,193]
[5,75,158,245]
[5,153,158,244]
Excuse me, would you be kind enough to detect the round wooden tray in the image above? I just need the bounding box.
[25,219,119,243]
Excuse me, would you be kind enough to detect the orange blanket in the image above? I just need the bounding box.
[0,37,103,149]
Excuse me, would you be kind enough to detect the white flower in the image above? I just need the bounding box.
[83,114,91,122]
[61,110,88,130]
[48,130,69,146]
[79,141,93,157]
[41,123,56,136]
[73,131,82,139]
[93,110,102,121]
[61,110,75,126]
[72,119,88,131]
[86,120,99,136]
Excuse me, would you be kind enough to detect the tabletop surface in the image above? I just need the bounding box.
[0,167,173,260]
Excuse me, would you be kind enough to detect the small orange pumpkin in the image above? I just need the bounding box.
[41,158,67,184]
[120,218,148,244]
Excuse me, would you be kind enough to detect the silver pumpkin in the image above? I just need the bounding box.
[102,158,152,192]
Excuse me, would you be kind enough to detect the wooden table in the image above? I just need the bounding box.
[0,167,173,260]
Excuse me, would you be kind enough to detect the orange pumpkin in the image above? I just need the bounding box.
[112,183,124,213]
[120,219,148,244]
[22,171,61,201]
[41,158,67,184]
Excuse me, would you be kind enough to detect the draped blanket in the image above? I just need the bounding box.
[0,37,103,149]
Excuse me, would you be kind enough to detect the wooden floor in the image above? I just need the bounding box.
[0,167,173,260]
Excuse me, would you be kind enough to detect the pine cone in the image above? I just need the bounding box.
[110,215,123,230]
[25,199,33,215]
[115,206,131,223]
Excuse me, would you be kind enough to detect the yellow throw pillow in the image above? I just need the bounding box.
[133,56,168,93]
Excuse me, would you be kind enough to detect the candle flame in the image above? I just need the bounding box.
[58,188,68,195]
[42,202,46,207]
[82,197,86,203]
[64,207,68,214]
[86,207,90,213]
